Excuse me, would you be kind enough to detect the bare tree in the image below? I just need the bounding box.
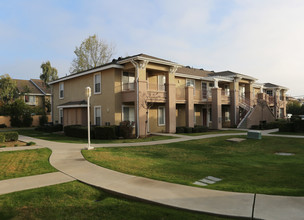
[70,34,115,73]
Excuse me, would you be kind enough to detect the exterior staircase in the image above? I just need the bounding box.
[237,95,254,129]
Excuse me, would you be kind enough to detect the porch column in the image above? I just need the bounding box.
[186,86,194,128]
[245,82,254,107]
[230,78,240,127]
[212,87,222,129]
[165,67,177,133]
[135,60,148,137]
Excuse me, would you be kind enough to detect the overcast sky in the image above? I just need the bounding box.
[0,0,303,96]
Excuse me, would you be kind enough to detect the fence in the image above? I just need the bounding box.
[0,115,52,127]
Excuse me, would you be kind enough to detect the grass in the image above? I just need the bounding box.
[83,136,304,196]
[17,129,176,144]
[270,131,304,136]
[0,181,228,220]
[0,148,56,180]
[180,130,247,136]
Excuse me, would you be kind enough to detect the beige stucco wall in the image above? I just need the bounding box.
[176,104,186,127]
[247,103,275,128]
[148,104,166,133]
[52,68,119,126]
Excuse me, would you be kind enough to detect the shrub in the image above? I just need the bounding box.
[279,122,295,132]
[64,125,95,139]
[193,125,208,133]
[184,127,193,133]
[119,121,134,139]
[0,124,7,128]
[294,120,304,132]
[250,125,260,130]
[8,99,33,127]
[0,134,5,143]
[22,111,33,127]
[176,127,186,133]
[95,126,117,140]
[0,132,18,141]
[36,124,63,133]
[39,114,49,126]
[26,141,36,146]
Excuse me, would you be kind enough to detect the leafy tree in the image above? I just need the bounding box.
[0,74,19,104]
[70,34,115,73]
[40,61,58,86]
[287,100,302,115]
[8,99,33,127]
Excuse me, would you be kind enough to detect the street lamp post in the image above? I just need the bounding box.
[86,87,94,150]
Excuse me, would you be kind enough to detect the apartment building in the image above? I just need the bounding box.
[49,54,288,136]
[15,79,51,110]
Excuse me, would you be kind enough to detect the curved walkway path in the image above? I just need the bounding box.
[1,129,304,220]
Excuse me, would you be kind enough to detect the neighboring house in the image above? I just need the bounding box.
[49,54,288,135]
[14,79,51,112]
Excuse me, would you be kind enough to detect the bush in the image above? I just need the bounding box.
[193,125,208,133]
[279,122,295,132]
[95,126,117,140]
[64,125,95,139]
[184,127,193,133]
[26,141,36,146]
[294,120,304,132]
[39,114,49,126]
[36,124,63,133]
[0,132,18,141]
[250,125,260,130]
[22,111,33,127]
[176,127,186,133]
[0,134,5,143]
[119,121,134,139]
[0,124,7,128]
[8,99,33,127]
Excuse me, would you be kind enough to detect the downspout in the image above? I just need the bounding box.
[234,78,237,126]
[130,59,140,138]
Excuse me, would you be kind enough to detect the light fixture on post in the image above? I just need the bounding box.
[86,87,94,150]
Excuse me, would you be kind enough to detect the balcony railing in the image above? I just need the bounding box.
[122,82,135,91]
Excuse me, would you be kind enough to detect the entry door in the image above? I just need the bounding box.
[202,82,207,100]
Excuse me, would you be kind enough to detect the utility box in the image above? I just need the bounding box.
[247,130,262,140]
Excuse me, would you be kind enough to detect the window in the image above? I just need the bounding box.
[239,86,245,98]
[202,82,207,99]
[59,108,63,124]
[94,74,101,94]
[158,75,166,91]
[186,79,195,95]
[193,106,196,124]
[280,90,284,101]
[224,85,230,96]
[158,106,165,126]
[94,106,101,126]
[122,106,135,123]
[24,95,36,105]
[59,82,64,99]
[122,72,135,90]
[224,108,230,121]
[280,108,284,118]
[266,90,273,96]
[209,108,212,122]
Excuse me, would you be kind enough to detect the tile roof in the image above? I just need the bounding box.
[14,79,50,95]
[176,66,212,77]
[58,100,87,107]
[30,79,51,94]
[209,71,257,80]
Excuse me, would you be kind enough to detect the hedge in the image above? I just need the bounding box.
[0,132,19,142]
[64,125,95,139]
[36,124,63,133]
[176,127,186,133]
[279,120,304,133]
[193,125,208,133]
[0,134,5,143]
[95,126,118,140]
[0,124,7,128]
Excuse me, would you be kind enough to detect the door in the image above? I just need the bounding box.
[202,108,207,126]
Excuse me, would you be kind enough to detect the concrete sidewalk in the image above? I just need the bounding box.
[2,132,303,219]
[0,172,74,195]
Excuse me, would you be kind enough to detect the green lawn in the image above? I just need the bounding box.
[270,131,304,136]
[17,129,176,144]
[180,130,247,136]
[83,136,304,196]
[0,181,228,220]
[0,148,56,180]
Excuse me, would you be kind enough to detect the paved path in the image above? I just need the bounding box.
[1,130,304,219]
[0,172,74,195]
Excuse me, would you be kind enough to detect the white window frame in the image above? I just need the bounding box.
[122,72,135,91]
[94,106,102,126]
[158,106,165,126]
[202,82,207,99]
[158,75,166,91]
[266,90,273,97]
[59,82,64,99]
[94,73,101,94]
[59,108,63,124]
[122,105,135,123]
[24,95,36,105]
